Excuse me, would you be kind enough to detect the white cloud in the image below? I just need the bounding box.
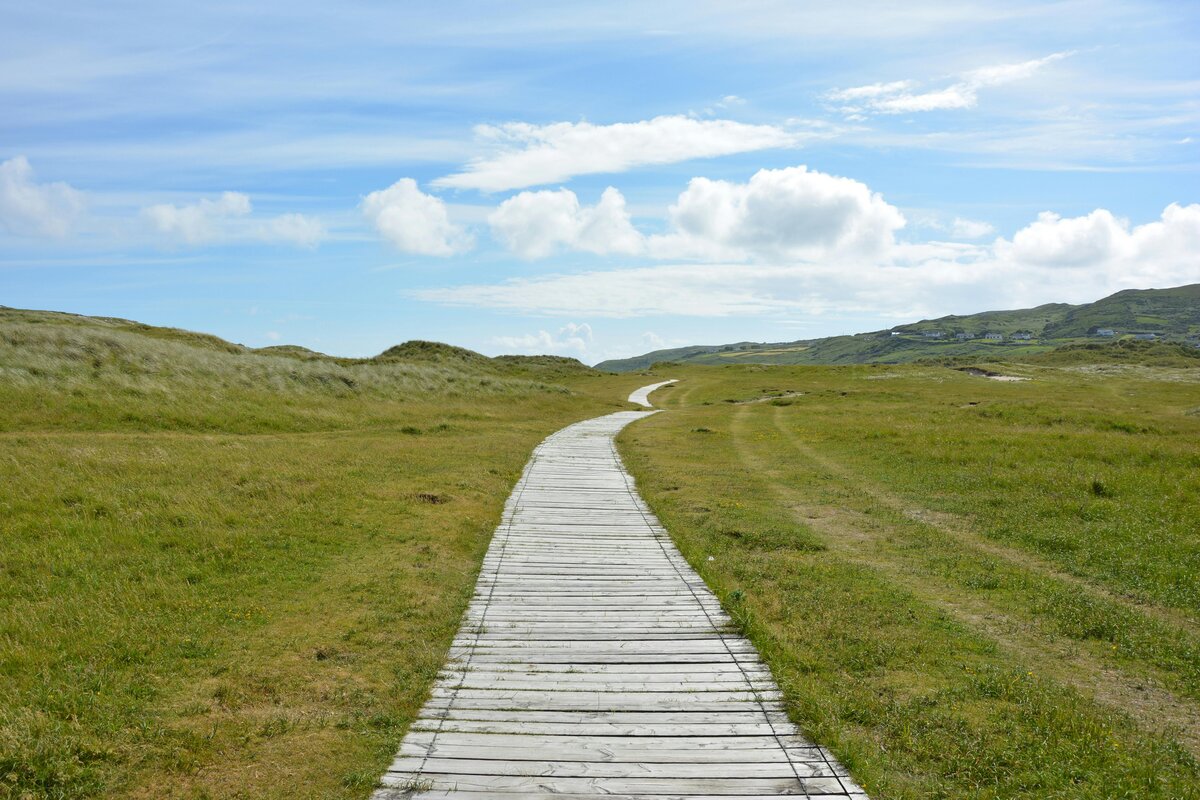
[143,191,251,245]
[641,331,667,349]
[361,178,472,256]
[999,203,1200,285]
[950,217,996,239]
[1003,209,1124,266]
[142,190,326,247]
[485,165,906,263]
[0,156,85,237]
[142,192,323,248]
[652,165,906,261]
[492,322,593,355]
[260,213,326,249]
[829,52,1072,115]
[825,80,915,102]
[911,213,996,240]
[417,264,811,318]
[489,187,643,258]
[873,86,977,113]
[415,204,1200,320]
[434,116,799,192]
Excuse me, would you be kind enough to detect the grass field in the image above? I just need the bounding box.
[6,306,1200,799]
[618,361,1200,799]
[0,310,649,799]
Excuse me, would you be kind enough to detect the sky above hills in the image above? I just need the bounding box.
[3,1,1199,363]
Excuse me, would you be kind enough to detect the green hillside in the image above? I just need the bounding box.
[596,284,1200,371]
[1044,284,1200,338]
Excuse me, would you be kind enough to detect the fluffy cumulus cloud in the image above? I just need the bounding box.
[492,322,593,355]
[489,187,643,258]
[143,191,252,244]
[434,116,798,192]
[415,203,1200,320]
[361,178,472,256]
[1003,209,1125,267]
[998,203,1200,284]
[260,212,326,249]
[654,165,906,261]
[0,156,85,237]
[485,165,906,263]
[827,52,1071,115]
[143,192,323,247]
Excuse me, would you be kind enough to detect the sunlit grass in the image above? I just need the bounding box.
[619,362,1200,799]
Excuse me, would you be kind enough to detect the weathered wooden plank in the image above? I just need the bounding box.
[388,795,868,800]
[379,773,842,794]
[420,698,786,713]
[408,721,788,737]
[388,757,807,778]
[382,791,869,800]
[399,732,824,754]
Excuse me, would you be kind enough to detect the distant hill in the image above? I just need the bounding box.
[0,307,599,387]
[375,339,496,368]
[596,284,1200,371]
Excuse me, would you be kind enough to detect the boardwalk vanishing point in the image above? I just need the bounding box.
[374,381,867,798]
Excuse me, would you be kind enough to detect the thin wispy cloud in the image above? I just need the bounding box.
[827,52,1073,115]
[433,116,800,192]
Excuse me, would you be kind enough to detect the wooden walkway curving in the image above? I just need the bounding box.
[373,382,867,799]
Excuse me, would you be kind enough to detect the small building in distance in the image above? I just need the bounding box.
[1011,332,1034,341]
[924,331,944,339]
[984,332,1004,341]
[1095,328,1116,337]
[955,332,975,340]
[1133,332,1158,340]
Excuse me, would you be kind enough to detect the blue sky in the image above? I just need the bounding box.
[2,1,1198,363]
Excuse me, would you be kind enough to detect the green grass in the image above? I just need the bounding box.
[618,363,1200,799]
[0,309,650,799]
[7,303,1200,798]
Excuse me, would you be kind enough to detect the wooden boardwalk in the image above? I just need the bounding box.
[374,382,867,799]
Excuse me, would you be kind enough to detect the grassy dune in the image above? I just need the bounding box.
[0,309,648,799]
[619,362,1200,799]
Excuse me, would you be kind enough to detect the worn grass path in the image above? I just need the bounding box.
[372,381,866,798]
